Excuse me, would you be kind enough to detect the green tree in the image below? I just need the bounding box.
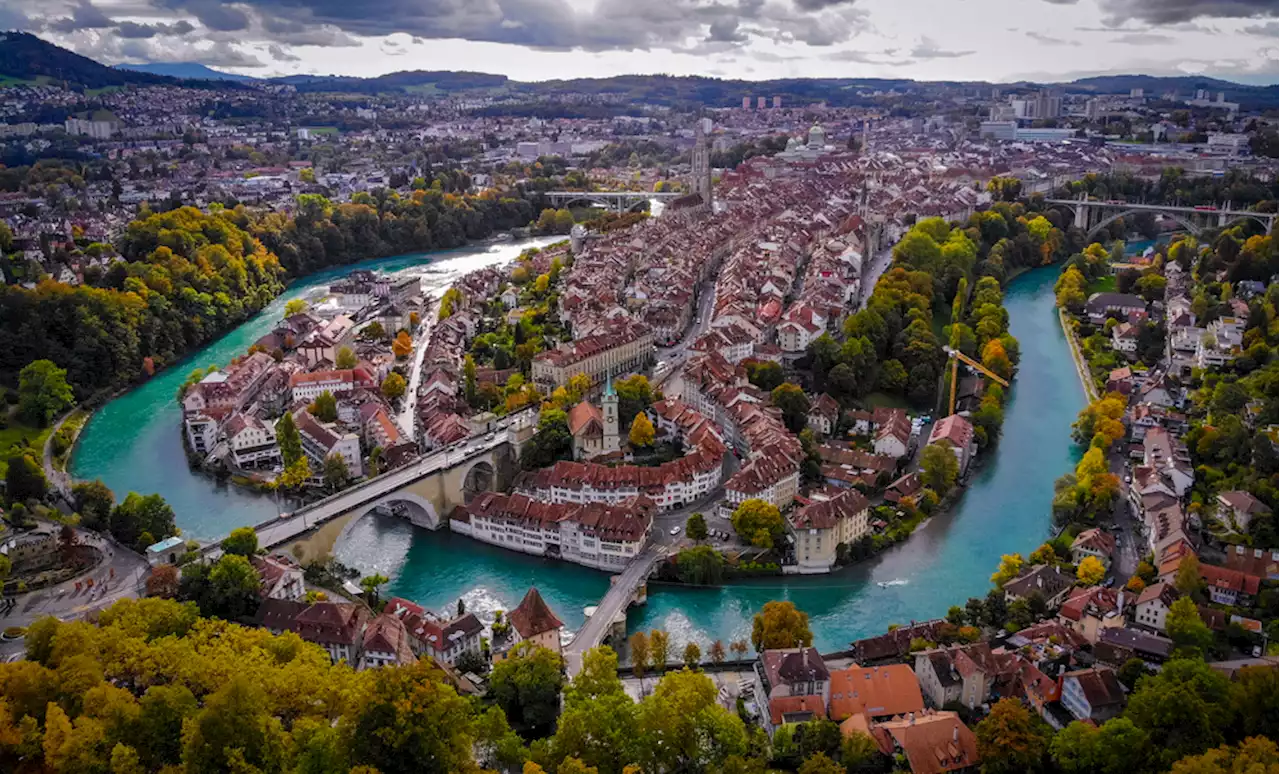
[634,669,748,772]
[676,545,726,585]
[275,412,303,465]
[181,677,286,774]
[109,492,177,550]
[682,641,701,670]
[649,629,671,672]
[360,573,390,603]
[1049,718,1149,774]
[1124,658,1234,770]
[381,372,407,400]
[842,731,885,772]
[220,527,258,557]
[284,299,309,316]
[17,359,75,426]
[798,752,843,774]
[335,346,357,369]
[686,512,708,541]
[188,554,262,620]
[323,453,350,491]
[5,453,48,501]
[730,498,786,550]
[1165,596,1214,657]
[770,383,811,434]
[1167,737,1279,774]
[350,661,481,774]
[520,409,573,470]
[309,390,338,422]
[72,479,116,530]
[751,600,813,651]
[975,697,1051,774]
[920,442,960,492]
[489,641,564,737]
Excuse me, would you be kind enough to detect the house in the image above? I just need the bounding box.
[757,647,831,733]
[1057,587,1126,644]
[868,710,980,774]
[493,587,564,662]
[1216,491,1271,533]
[360,613,418,670]
[828,663,925,725]
[225,414,281,470]
[251,554,305,601]
[884,472,923,505]
[1222,545,1279,582]
[1070,528,1116,569]
[1094,627,1173,667]
[1059,667,1126,723]
[873,410,913,459]
[1110,322,1139,357]
[257,600,370,664]
[1105,366,1133,396]
[1133,582,1179,632]
[1002,564,1074,608]
[1084,293,1146,325]
[914,643,1016,710]
[786,489,871,573]
[927,415,975,475]
[1199,563,1262,607]
[807,394,841,437]
[383,597,485,667]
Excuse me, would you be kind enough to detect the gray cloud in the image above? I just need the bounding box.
[115,19,196,38]
[792,0,855,9]
[47,0,115,33]
[1244,20,1278,34]
[157,0,250,31]
[1026,31,1078,46]
[267,42,299,61]
[910,36,973,58]
[1112,32,1175,44]
[707,18,748,43]
[1050,0,1276,24]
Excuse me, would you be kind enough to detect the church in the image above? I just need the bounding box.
[567,374,621,459]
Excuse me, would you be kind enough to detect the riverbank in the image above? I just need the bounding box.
[1058,308,1100,401]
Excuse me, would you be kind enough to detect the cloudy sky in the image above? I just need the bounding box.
[6,0,1278,84]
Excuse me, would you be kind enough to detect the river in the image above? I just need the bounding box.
[74,251,1084,653]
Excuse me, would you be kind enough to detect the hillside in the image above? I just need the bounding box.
[116,61,257,82]
[0,31,175,88]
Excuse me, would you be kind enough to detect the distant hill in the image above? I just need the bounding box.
[274,70,509,94]
[116,62,257,82]
[1067,74,1277,109]
[0,31,177,88]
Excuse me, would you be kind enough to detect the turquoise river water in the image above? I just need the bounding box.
[73,243,1084,653]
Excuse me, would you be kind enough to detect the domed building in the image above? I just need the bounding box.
[778,122,833,162]
[807,123,827,150]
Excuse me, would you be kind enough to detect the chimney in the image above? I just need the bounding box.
[953,725,959,742]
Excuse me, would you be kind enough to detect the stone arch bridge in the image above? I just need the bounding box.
[1045,196,1276,242]
[546,190,681,213]
[206,414,534,564]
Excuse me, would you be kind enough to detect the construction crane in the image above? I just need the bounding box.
[944,346,1010,416]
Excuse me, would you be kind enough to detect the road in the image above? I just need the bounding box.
[655,281,716,400]
[395,300,442,442]
[564,545,667,676]
[858,243,895,310]
[1108,448,1142,580]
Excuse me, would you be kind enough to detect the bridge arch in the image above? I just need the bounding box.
[1220,214,1276,234]
[326,492,441,558]
[1086,208,1202,242]
[462,460,495,503]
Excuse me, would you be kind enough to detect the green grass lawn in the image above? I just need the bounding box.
[303,125,340,136]
[864,391,912,410]
[1087,275,1117,295]
[0,414,52,478]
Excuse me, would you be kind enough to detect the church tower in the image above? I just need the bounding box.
[602,372,620,454]
[691,118,713,210]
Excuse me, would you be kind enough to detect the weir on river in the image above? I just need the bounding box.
[74,245,1084,653]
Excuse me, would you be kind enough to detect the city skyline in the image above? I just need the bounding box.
[4,0,1278,85]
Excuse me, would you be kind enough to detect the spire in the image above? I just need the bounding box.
[604,369,616,397]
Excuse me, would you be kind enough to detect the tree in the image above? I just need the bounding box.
[771,383,811,434]
[277,456,312,490]
[729,640,749,659]
[990,553,1024,587]
[798,752,843,774]
[1076,556,1106,586]
[682,641,701,669]
[110,492,177,550]
[920,442,960,492]
[628,412,655,448]
[381,372,407,400]
[629,631,650,679]
[709,639,726,665]
[975,697,1050,774]
[1124,658,1234,769]
[730,499,786,550]
[360,573,390,603]
[686,512,709,541]
[1173,554,1206,601]
[393,330,413,359]
[751,600,812,651]
[18,359,75,426]
[634,669,749,772]
[146,564,180,598]
[1168,737,1280,774]
[350,661,481,774]
[284,298,309,316]
[489,641,564,737]
[220,527,258,557]
[309,390,338,422]
[676,545,726,585]
[5,453,48,501]
[649,629,671,671]
[73,479,115,530]
[1165,596,1214,657]
[323,454,350,491]
[275,412,303,465]
[1050,718,1149,774]
[842,731,884,772]
[335,346,357,369]
[520,409,573,469]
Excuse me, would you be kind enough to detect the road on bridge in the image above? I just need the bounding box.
[564,545,667,676]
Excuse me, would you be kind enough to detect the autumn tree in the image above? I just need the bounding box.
[335,346,357,369]
[145,564,180,598]
[751,600,813,651]
[393,330,413,359]
[489,641,564,737]
[323,453,351,491]
[649,629,671,672]
[990,553,1025,587]
[1076,556,1106,586]
[309,390,338,422]
[221,527,258,557]
[628,412,655,448]
[920,442,960,492]
[709,639,726,665]
[284,298,309,316]
[381,372,407,400]
[730,498,786,550]
[275,412,303,465]
[682,641,701,669]
[975,697,1052,774]
[628,631,650,679]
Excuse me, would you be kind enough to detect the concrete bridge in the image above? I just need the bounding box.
[210,410,536,563]
[1046,196,1276,241]
[547,190,682,213]
[564,545,668,676]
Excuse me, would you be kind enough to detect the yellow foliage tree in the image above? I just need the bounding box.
[1077,556,1106,586]
[392,331,413,359]
[629,412,655,448]
[566,373,591,403]
[990,553,1024,587]
[981,338,1012,380]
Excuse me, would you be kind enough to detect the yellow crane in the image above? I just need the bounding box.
[944,345,1010,416]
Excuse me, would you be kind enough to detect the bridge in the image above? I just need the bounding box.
[546,190,682,213]
[1045,196,1276,241]
[564,545,667,676]
[202,410,537,564]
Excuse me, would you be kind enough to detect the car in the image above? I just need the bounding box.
[1103,576,1116,588]
[1124,474,1131,483]
[669,526,681,536]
